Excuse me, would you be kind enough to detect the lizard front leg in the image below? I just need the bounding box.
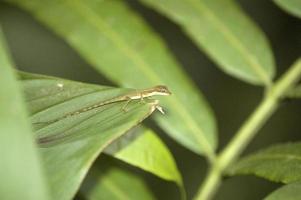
[122,96,132,112]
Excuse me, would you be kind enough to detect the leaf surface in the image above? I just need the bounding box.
[140,0,275,85]
[227,142,301,184]
[286,85,301,98]
[0,30,49,200]
[104,126,183,186]
[8,0,218,157]
[81,158,156,200]
[273,0,301,19]
[264,181,301,200]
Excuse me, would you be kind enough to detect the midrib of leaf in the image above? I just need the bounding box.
[101,178,131,200]
[187,0,271,85]
[65,0,214,157]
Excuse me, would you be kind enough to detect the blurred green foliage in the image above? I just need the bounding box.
[0,29,49,200]
[0,0,301,200]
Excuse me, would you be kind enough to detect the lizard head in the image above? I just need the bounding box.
[154,85,172,96]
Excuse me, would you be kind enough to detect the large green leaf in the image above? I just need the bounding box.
[81,158,156,200]
[19,72,161,200]
[7,0,217,158]
[139,0,275,85]
[273,0,301,19]
[104,126,183,186]
[21,71,182,188]
[227,142,301,184]
[0,30,49,199]
[264,181,301,200]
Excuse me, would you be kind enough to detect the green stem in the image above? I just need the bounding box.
[195,165,222,200]
[218,96,277,170]
[194,59,301,200]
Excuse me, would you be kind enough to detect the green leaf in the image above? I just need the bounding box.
[286,85,301,98]
[264,181,301,200]
[139,0,275,85]
[104,126,183,186]
[227,142,301,184]
[0,30,49,199]
[273,0,301,19]
[81,158,156,200]
[19,72,160,200]
[8,0,217,158]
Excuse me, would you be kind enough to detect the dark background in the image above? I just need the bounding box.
[0,0,300,199]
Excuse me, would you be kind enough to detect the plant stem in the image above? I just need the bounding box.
[196,165,222,200]
[218,96,277,170]
[195,96,277,200]
[194,59,301,200]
